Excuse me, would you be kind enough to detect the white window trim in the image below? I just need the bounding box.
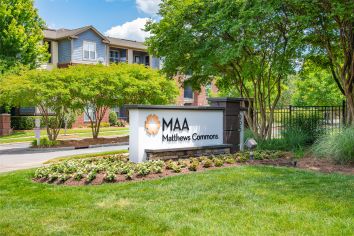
[83,41,97,61]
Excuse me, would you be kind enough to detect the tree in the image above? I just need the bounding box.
[146,0,301,138]
[0,69,75,141]
[67,64,178,139]
[291,0,354,124]
[0,0,48,73]
[291,61,344,106]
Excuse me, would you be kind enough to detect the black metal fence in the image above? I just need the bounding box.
[256,102,346,139]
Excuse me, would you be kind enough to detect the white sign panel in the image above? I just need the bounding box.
[129,107,224,163]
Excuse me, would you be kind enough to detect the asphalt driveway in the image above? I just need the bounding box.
[0,143,128,173]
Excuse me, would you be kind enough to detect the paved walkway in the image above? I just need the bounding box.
[0,143,128,173]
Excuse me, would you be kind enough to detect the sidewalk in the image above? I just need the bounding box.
[0,143,129,173]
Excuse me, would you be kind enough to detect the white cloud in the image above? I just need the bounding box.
[105,18,150,42]
[136,0,161,15]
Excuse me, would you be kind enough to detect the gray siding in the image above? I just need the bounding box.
[58,39,71,63]
[72,30,107,64]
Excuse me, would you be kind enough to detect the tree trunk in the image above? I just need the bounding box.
[344,89,354,125]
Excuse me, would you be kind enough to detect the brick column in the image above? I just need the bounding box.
[208,98,249,153]
[0,114,12,136]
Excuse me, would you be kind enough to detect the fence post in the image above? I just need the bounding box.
[289,105,292,126]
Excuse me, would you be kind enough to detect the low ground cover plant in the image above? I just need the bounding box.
[34,151,287,185]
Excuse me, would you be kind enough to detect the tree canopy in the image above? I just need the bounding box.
[0,0,48,73]
[146,0,354,130]
[293,0,354,124]
[0,64,178,139]
[146,0,302,137]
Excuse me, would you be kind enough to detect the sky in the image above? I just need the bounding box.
[34,0,161,41]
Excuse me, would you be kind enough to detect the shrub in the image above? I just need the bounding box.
[58,174,70,182]
[224,157,235,164]
[105,171,116,182]
[136,163,150,176]
[202,159,213,168]
[125,169,134,180]
[171,164,182,173]
[87,171,97,182]
[109,111,117,126]
[177,159,188,168]
[73,172,84,181]
[312,127,354,165]
[235,153,248,162]
[116,119,127,127]
[31,137,59,148]
[284,114,324,144]
[149,160,164,174]
[11,116,35,130]
[100,122,110,127]
[213,158,224,167]
[188,161,199,171]
[88,122,110,128]
[254,114,324,152]
[166,160,175,170]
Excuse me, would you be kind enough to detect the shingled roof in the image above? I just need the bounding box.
[44,25,146,50]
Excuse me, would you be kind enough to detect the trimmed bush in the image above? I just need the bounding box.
[109,111,117,126]
[11,116,35,130]
[312,127,354,164]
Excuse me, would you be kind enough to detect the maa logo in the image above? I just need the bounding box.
[144,114,161,135]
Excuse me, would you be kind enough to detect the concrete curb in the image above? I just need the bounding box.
[28,142,129,152]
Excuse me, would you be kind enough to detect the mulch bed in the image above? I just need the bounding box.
[54,136,129,148]
[297,157,354,175]
[248,156,354,175]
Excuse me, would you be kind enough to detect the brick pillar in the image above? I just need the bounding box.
[208,98,249,153]
[0,114,12,136]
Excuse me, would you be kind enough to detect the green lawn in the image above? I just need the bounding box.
[0,127,129,144]
[44,149,129,164]
[0,166,353,235]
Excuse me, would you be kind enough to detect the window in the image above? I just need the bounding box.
[83,41,96,60]
[84,107,96,122]
[134,56,141,64]
[110,50,119,63]
[109,49,127,63]
[184,84,194,100]
[145,56,150,66]
[120,49,127,62]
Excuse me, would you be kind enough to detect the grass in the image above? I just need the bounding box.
[313,127,354,164]
[0,166,353,235]
[0,127,129,144]
[44,150,129,164]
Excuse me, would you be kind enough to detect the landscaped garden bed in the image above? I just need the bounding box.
[34,151,291,185]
